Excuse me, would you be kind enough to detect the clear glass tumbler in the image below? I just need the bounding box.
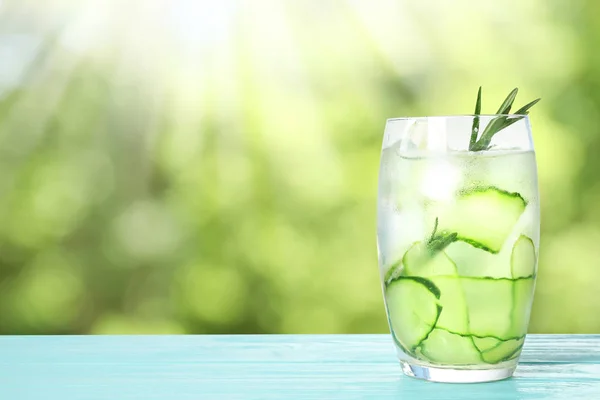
[377,115,539,383]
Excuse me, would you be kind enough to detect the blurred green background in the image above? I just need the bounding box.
[0,0,598,334]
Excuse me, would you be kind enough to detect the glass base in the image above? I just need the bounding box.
[400,361,516,383]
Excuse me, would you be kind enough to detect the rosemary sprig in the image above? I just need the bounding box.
[468,88,540,152]
[426,217,457,255]
[469,87,482,149]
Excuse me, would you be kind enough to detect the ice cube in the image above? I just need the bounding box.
[420,159,462,202]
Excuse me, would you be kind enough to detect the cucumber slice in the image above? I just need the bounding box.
[385,277,441,352]
[510,278,536,337]
[439,186,527,253]
[462,277,535,340]
[419,329,482,365]
[511,235,536,278]
[403,242,458,277]
[481,337,525,364]
[401,243,469,335]
[503,349,521,362]
[461,277,513,339]
[473,336,501,353]
[384,236,458,283]
[445,240,508,278]
[429,276,469,334]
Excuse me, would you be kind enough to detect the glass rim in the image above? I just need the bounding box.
[386,114,529,122]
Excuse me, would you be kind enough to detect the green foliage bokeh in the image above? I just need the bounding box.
[0,0,599,334]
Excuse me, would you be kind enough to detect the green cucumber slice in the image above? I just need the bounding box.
[445,240,507,278]
[403,242,458,277]
[481,337,525,364]
[473,336,501,353]
[384,235,458,283]
[439,186,527,253]
[385,277,441,352]
[429,276,469,334]
[461,277,513,338]
[462,276,535,340]
[511,278,536,337]
[419,329,482,365]
[511,235,536,278]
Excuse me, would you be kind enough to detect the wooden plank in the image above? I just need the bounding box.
[0,335,598,399]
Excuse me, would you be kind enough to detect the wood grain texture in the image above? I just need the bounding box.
[0,335,598,399]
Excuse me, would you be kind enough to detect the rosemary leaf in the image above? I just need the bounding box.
[514,98,541,115]
[495,88,518,114]
[469,87,482,150]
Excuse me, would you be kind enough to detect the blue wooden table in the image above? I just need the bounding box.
[1,334,599,399]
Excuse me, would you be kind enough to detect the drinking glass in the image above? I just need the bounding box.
[376,115,539,383]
